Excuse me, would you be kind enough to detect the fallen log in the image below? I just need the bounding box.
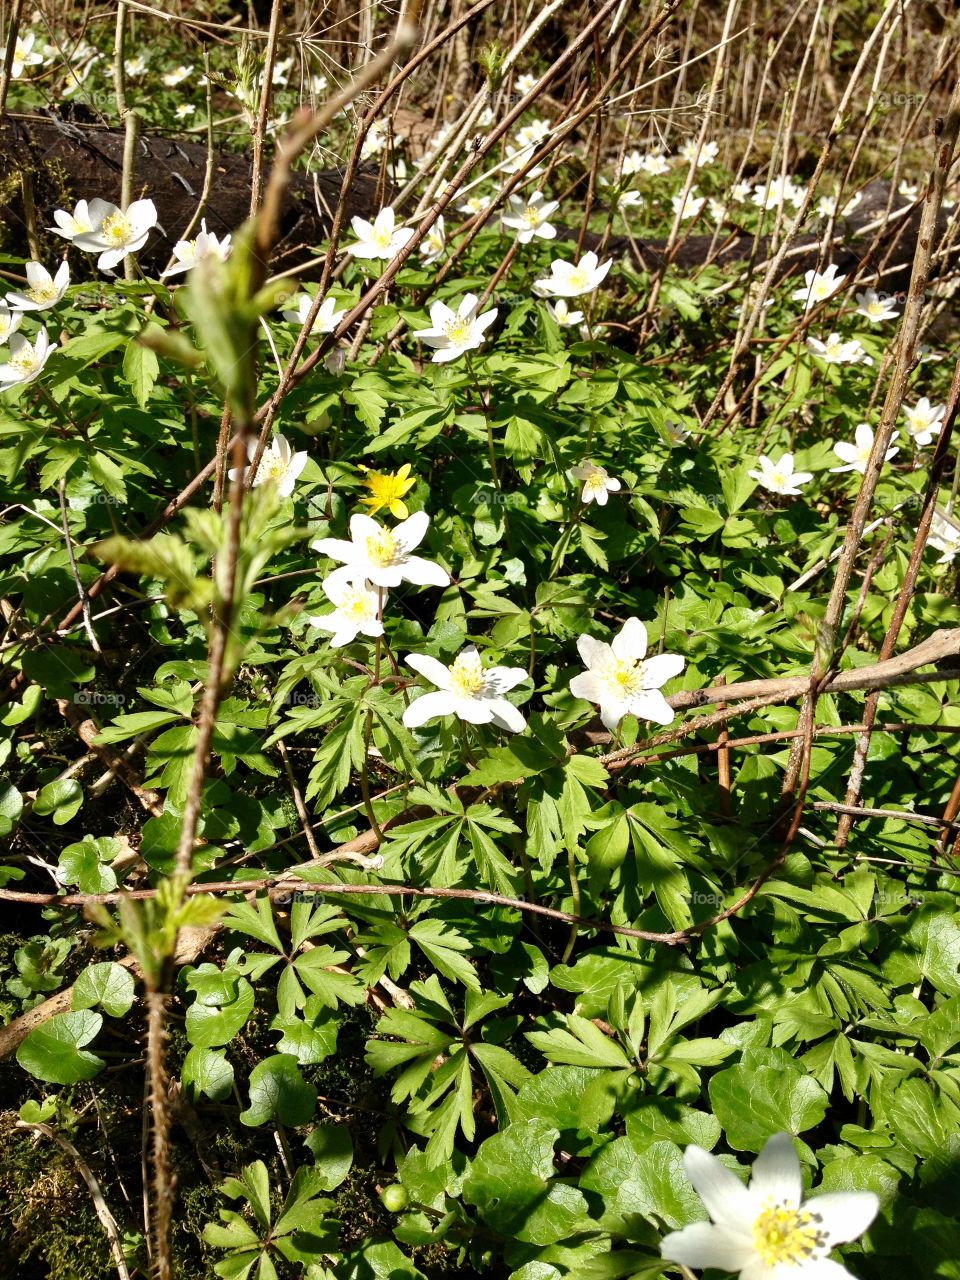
[0,111,382,271]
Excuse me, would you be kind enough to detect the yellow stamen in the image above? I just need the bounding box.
[753,1202,823,1265]
[449,652,485,698]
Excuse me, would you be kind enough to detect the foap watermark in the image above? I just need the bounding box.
[74,689,126,707]
[472,486,523,507]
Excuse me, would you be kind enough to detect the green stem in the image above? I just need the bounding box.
[560,842,581,965]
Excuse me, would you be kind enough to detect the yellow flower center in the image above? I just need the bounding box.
[568,269,589,291]
[340,586,375,623]
[101,212,133,246]
[259,453,287,482]
[443,316,473,345]
[583,469,608,496]
[364,527,398,567]
[824,339,843,359]
[770,470,787,488]
[373,228,394,252]
[27,280,57,304]
[449,652,485,698]
[753,1203,823,1266]
[522,206,542,226]
[601,656,645,700]
[811,280,831,299]
[11,347,38,375]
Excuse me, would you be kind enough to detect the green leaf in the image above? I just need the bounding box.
[71,961,135,1017]
[304,1122,354,1190]
[57,837,119,892]
[33,778,84,826]
[124,329,161,406]
[16,1010,105,1083]
[240,1054,317,1127]
[527,1014,633,1069]
[709,1048,829,1151]
[182,1046,235,1102]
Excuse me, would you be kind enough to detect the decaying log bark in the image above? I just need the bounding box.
[0,112,382,271]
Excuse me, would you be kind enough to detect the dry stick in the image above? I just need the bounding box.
[698,0,906,434]
[16,1121,132,1280]
[249,0,283,218]
[835,353,960,850]
[0,0,25,116]
[780,78,960,804]
[112,2,138,283]
[58,477,99,654]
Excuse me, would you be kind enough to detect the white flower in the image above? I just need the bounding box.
[533,250,612,298]
[308,72,328,95]
[48,199,95,242]
[477,106,494,127]
[175,103,197,120]
[707,198,727,222]
[72,198,158,271]
[12,33,44,78]
[515,72,537,94]
[545,298,583,327]
[503,191,559,244]
[856,288,899,322]
[163,64,193,87]
[346,207,414,260]
[570,617,684,731]
[413,293,498,363]
[420,215,446,265]
[309,577,384,648]
[816,190,862,219]
[403,646,528,733]
[805,332,868,365]
[571,461,621,506]
[898,179,919,202]
[636,150,671,177]
[6,261,70,312]
[458,193,492,217]
[672,189,706,220]
[228,433,307,498]
[790,263,846,310]
[752,175,806,210]
[661,1132,879,1280]
[902,396,944,447]
[360,119,388,160]
[161,219,232,279]
[124,54,148,77]
[679,139,718,167]
[271,56,293,86]
[516,118,551,149]
[661,419,690,446]
[503,142,543,177]
[928,511,960,564]
[0,307,23,345]
[831,422,898,474]
[730,180,753,203]
[748,452,813,496]
[313,511,449,590]
[282,293,348,334]
[0,327,56,387]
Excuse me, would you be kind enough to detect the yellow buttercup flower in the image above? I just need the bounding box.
[358,464,416,520]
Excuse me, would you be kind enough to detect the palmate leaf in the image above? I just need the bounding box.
[527,1013,634,1070]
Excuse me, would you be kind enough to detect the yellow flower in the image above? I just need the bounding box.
[358,463,416,520]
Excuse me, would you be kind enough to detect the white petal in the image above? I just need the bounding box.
[405,653,453,690]
[403,690,456,728]
[749,1133,802,1208]
[483,666,529,694]
[313,537,359,564]
[576,635,611,671]
[684,1146,755,1230]
[612,617,648,661]
[394,509,429,552]
[805,1191,879,1245]
[489,698,527,733]
[599,700,628,732]
[630,688,675,725]
[661,1222,753,1270]
[348,513,384,544]
[641,652,685,688]
[400,554,449,587]
[454,695,495,725]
